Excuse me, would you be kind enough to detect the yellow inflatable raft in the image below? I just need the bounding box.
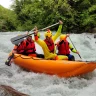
[13,54,96,78]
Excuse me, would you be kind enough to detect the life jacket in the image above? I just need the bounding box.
[57,40,70,55]
[44,39,54,53]
[25,39,36,55]
[13,41,26,54]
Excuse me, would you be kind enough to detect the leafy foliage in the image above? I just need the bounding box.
[0,5,18,31]
[0,0,96,33]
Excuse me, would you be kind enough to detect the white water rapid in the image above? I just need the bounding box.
[0,32,96,96]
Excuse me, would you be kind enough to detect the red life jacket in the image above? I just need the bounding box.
[25,39,36,54]
[17,41,26,54]
[44,39,54,53]
[57,40,70,55]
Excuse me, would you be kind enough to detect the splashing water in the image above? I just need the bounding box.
[0,32,96,96]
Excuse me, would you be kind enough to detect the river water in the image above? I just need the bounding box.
[0,32,96,96]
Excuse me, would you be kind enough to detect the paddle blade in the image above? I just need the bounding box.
[5,53,14,66]
[11,34,27,45]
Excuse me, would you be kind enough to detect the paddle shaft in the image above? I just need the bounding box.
[69,36,82,59]
[25,22,59,36]
[40,22,59,31]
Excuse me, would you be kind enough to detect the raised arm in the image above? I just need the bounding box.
[52,20,63,41]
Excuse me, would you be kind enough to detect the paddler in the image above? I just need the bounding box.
[34,20,68,60]
[55,34,79,61]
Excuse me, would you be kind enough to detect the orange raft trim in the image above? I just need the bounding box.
[13,54,96,78]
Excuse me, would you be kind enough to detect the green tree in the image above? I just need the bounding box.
[0,5,17,31]
[1,0,95,33]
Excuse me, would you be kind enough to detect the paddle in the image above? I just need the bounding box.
[5,53,14,66]
[11,28,35,45]
[11,22,59,45]
[68,36,82,59]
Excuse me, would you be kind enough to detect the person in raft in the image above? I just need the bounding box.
[5,37,26,66]
[12,38,26,55]
[55,34,79,61]
[34,20,68,60]
[12,32,44,57]
[10,33,35,55]
[5,33,43,66]
[24,32,37,57]
[24,32,44,58]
